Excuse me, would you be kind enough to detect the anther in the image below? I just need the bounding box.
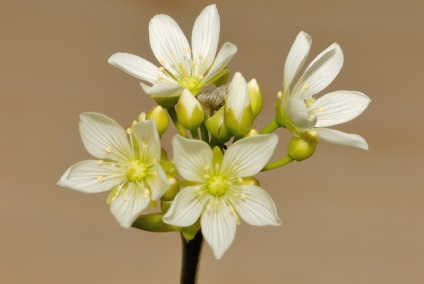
[126,128,132,135]
[105,147,112,153]
[303,82,310,90]
[97,160,104,165]
[97,176,104,182]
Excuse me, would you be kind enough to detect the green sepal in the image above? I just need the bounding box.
[212,68,230,87]
[153,96,179,109]
[182,220,201,242]
[212,146,224,166]
[132,213,181,232]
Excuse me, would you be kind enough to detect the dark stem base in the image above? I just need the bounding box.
[180,231,204,284]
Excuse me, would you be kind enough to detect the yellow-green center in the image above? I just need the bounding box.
[179,76,202,93]
[126,160,147,182]
[207,176,228,196]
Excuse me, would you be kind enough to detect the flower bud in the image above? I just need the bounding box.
[275,91,287,128]
[287,132,318,161]
[247,79,262,118]
[224,72,254,137]
[205,106,232,144]
[146,106,169,136]
[175,89,204,130]
[161,176,179,201]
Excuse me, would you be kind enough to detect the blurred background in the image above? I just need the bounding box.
[1,0,423,283]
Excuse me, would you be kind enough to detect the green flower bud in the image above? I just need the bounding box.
[224,72,254,137]
[247,79,263,118]
[275,91,287,128]
[146,106,169,136]
[205,106,232,144]
[161,176,179,201]
[288,132,318,161]
[175,89,204,130]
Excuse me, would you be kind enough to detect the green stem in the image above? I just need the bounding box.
[180,231,204,284]
[199,123,209,143]
[168,107,188,138]
[261,120,280,134]
[190,129,199,140]
[262,155,293,171]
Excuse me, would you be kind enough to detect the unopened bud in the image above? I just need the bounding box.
[247,79,263,118]
[205,107,232,143]
[287,132,318,161]
[146,106,169,136]
[224,72,254,137]
[176,89,204,130]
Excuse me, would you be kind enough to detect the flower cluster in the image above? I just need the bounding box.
[59,4,370,259]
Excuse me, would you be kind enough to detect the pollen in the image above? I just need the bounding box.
[126,128,132,135]
[303,82,310,90]
[105,147,112,153]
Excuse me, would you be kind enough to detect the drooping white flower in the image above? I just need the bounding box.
[277,31,371,150]
[163,135,281,259]
[58,113,169,228]
[108,4,237,97]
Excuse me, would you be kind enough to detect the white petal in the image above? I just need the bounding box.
[149,14,191,78]
[110,182,151,228]
[201,42,237,84]
[201,197,237,259]
[226,72,249,120]
[292,43,344,100]
[79,113,132,162]
[172,135,212,182]
[283,31,312,93]
[163,186,208,227]
[284,98,317,129]
[132,120,161,161]
[310,91,371,127]
[221,134,278,178]
[141,82,184,97]
[58,160,125,193]
[108,53,162,85]
[316,128,369,150]
[191,4,220,76]
[145,161,169,200]
[228,185,281,226]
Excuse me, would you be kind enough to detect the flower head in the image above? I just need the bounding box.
[163,135,281,259]
[276,31,371,150]
[108,5,237,98]
[58,113,169,228]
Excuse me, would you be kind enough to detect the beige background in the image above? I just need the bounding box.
[1,0,423,283]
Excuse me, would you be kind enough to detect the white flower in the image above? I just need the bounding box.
[108,4,237,97]
[163,135,281,259]
[58,113,169,228]
[277,31,371,150]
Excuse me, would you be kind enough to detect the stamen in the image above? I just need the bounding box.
[303,82,310,90]
[319,106,326,112]
[97,160,104,165]
[126,128,132,135]
[105,147,112,153]
[97,176,104,182]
